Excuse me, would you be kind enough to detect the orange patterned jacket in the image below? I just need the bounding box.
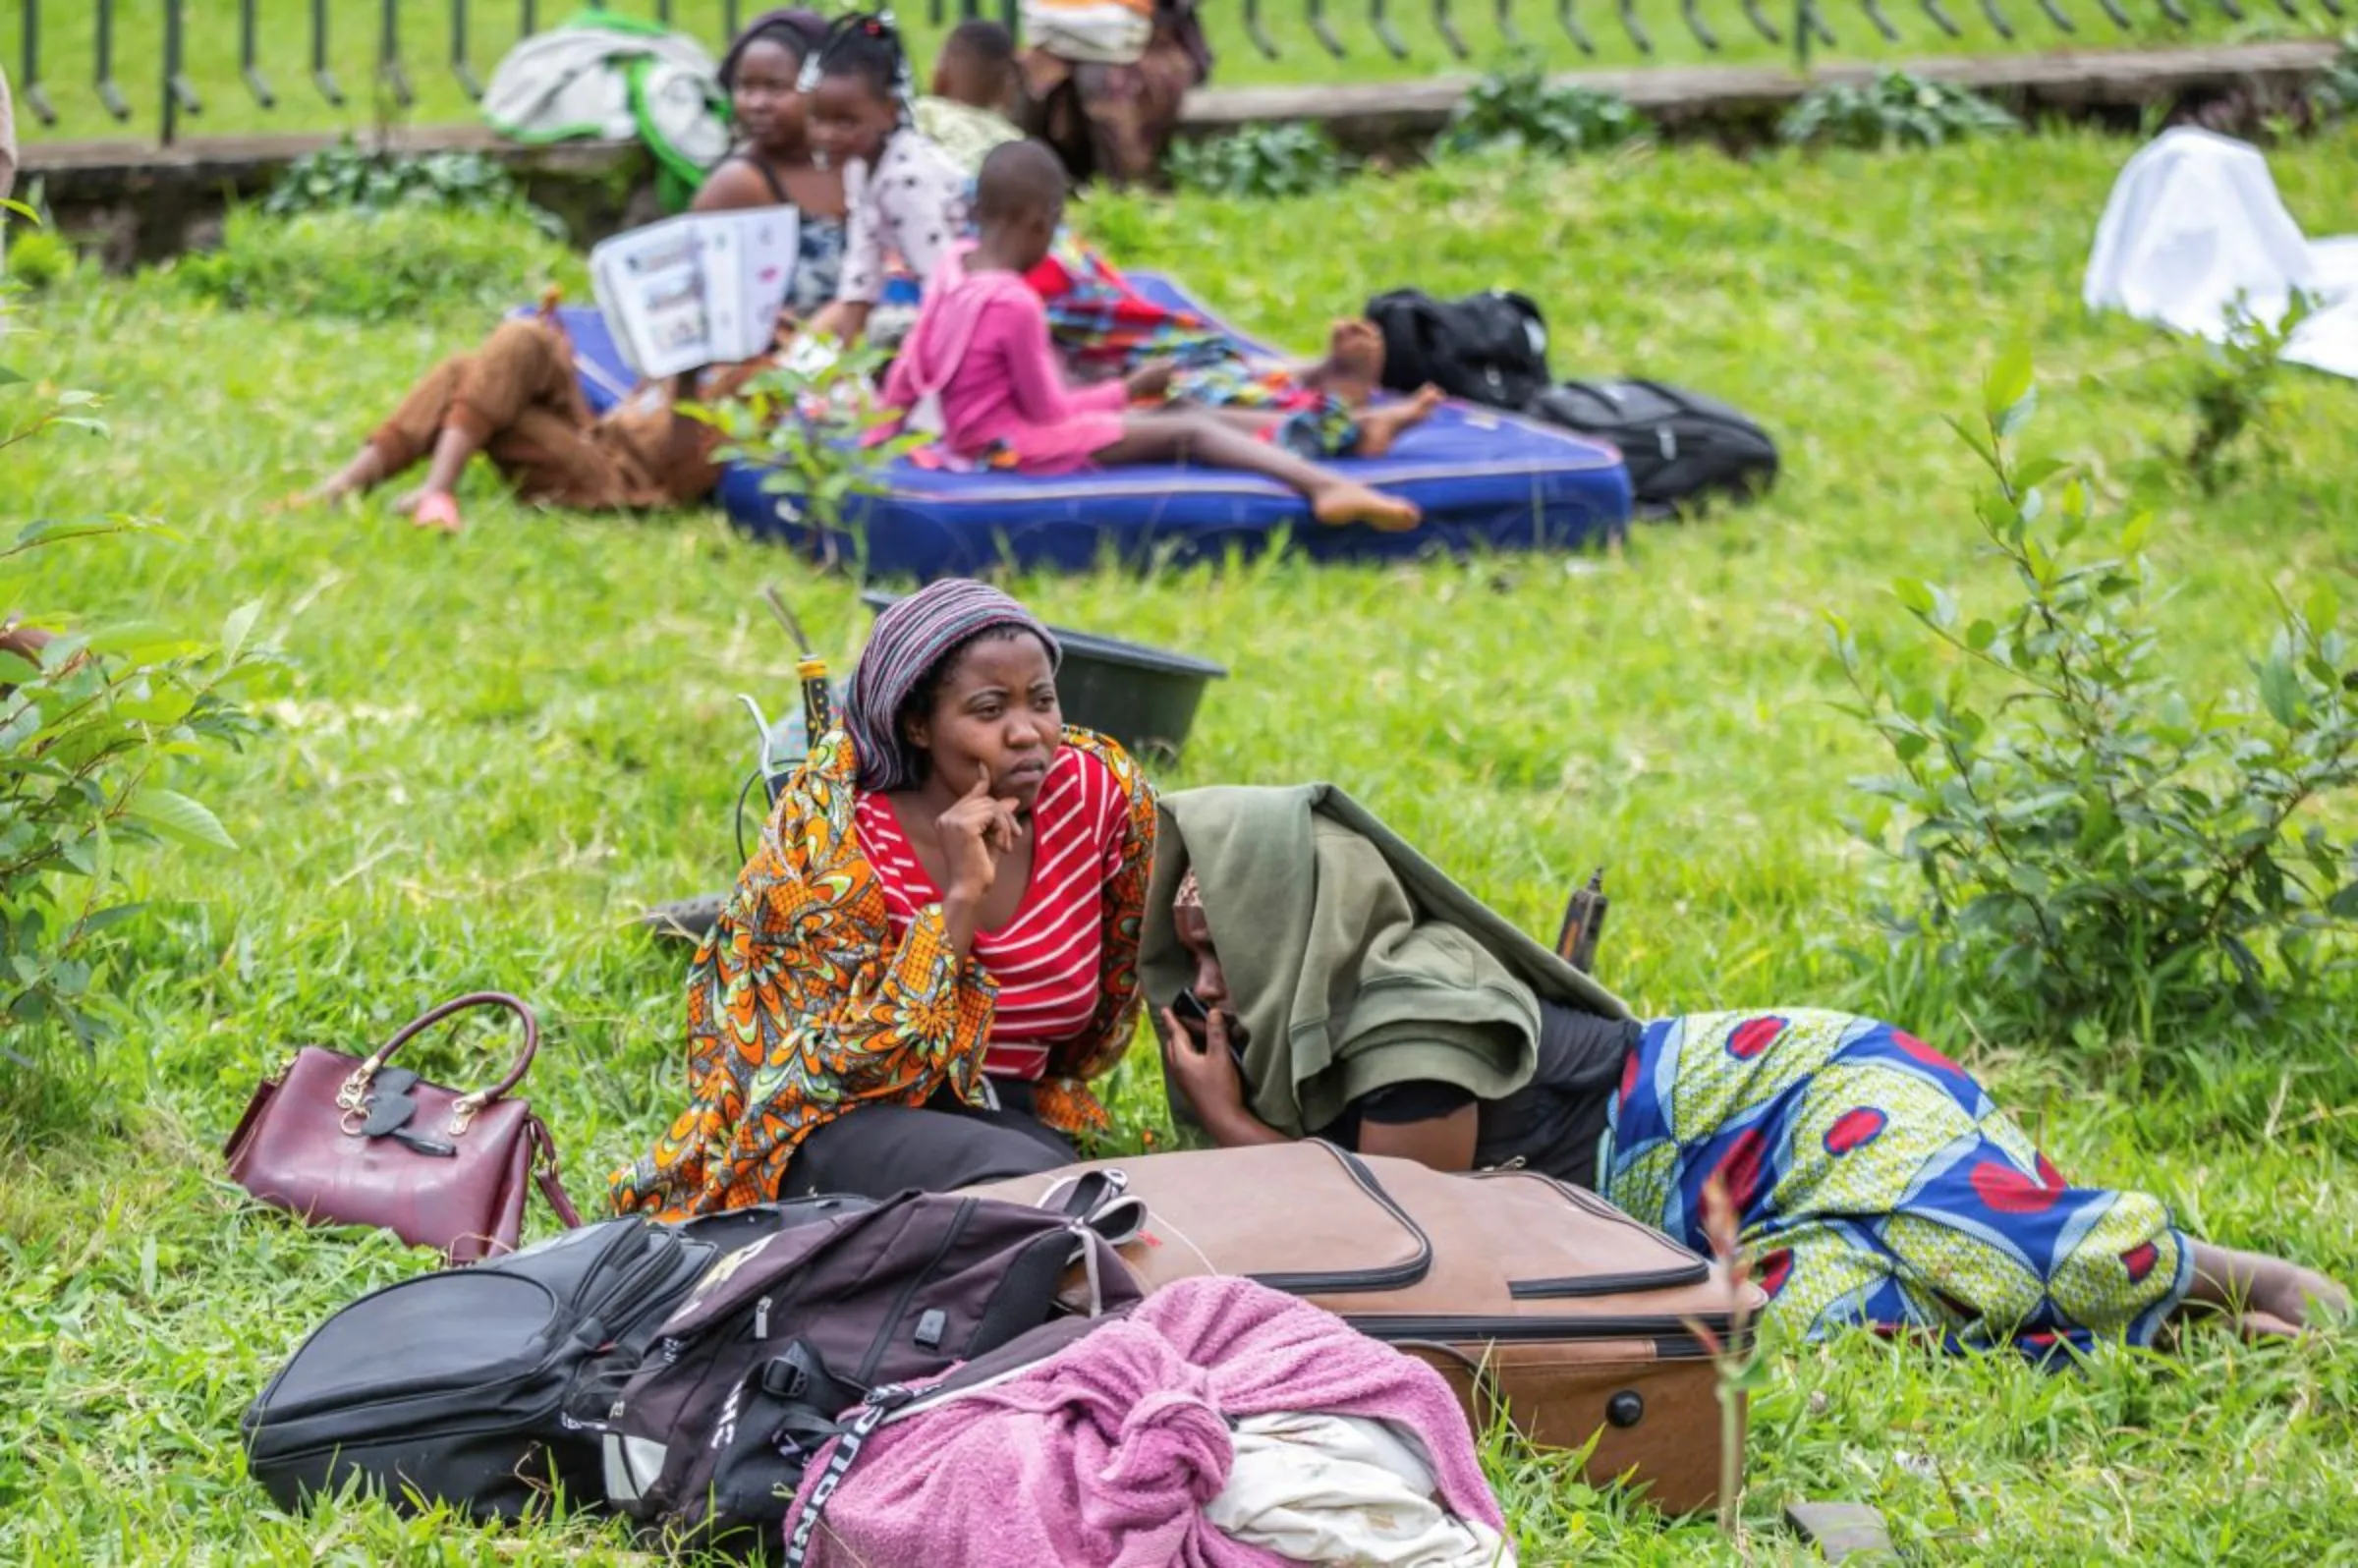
[610,725,1155,1219]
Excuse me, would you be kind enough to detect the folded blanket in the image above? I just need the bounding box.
[783,1275,1508,1568]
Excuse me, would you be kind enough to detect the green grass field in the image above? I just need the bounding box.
[8,127,2358,1562]
[1,0,2329,146]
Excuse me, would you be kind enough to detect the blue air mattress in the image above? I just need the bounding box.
[554,275,1631,579]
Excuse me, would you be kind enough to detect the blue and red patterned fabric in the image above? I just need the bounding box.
[1604,1011,2193,1359]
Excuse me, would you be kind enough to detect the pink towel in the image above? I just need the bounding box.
[783,1276,1503,1568]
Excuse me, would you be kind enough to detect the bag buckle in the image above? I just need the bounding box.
[334,1055,383,1114]
[446,1092,484,1139]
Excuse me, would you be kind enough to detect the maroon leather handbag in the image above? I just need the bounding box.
[223,991,584,1264]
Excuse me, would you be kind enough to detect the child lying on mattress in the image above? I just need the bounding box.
[879,139,1439,532]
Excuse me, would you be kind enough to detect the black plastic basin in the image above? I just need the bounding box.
[859,590,1226,762]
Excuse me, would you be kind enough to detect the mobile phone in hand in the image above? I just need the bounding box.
[1169,989,1249,1073]
[1170,988,1212,1034]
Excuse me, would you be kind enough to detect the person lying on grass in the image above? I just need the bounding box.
[1140,785,2351,1355]
[293,8,847,532]
[612,579,1157,1217]
[878,139,1438,532]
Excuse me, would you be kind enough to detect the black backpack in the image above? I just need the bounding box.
[600,1187,1145,1551]
[1365,288,1552,411]
[1526,379,1779,514]
[242,1196,871,1522]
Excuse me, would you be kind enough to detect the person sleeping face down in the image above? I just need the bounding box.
[1140,784,2349,1356]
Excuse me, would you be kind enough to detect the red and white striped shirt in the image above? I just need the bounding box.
[855,747,1128,1081]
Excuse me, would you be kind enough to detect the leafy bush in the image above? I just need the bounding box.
[262,140,562,236]
[2,225,77,294]
[1830,354,2358,1054]
[690,341,925,576]
[1166,123,1353,200]
[2186,289,2314,491]
[2310,31,2358,121]
[1435,60,1650,158]
[1780,71,2019,150]
[4,186,79,293]
[2,221,269,1060]
[178,205,586,323]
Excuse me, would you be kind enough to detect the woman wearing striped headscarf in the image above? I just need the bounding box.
[612,579,1156,1218]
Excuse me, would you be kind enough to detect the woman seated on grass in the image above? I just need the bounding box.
[880,139,1438,532]
[293,10,843,531]
[611,579,1156,1217]
[1141,785,2349,1355]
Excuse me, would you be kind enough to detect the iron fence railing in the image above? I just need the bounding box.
[6,0,2346,145]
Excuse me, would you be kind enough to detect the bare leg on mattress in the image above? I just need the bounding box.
[1192,384,1444,461]
[1096,411,1422,532]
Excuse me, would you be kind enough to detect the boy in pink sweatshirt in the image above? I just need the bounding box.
[882,140,1433,532]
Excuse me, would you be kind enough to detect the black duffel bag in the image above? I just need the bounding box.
[1527,379,1779,514]
[1365,287,1552,411]
[242,1196,872,1521]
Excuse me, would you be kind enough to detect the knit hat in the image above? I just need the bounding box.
[845,580,1062,792]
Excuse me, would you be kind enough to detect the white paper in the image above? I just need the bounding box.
[589,209,800,379]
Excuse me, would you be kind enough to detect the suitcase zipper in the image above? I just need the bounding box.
[1507,1264,1711,1298]
[1344,1313,1734,1352]
[856,1199,975,1385]
[1240,1145,1433,1295]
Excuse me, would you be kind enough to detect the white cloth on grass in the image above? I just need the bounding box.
[1206,1411,1518,1568]
[2083,127,2358,379]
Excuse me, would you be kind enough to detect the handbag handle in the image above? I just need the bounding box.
[359,991,542,1135]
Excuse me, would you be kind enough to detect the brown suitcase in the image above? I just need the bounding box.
[964,1141,1762,1514]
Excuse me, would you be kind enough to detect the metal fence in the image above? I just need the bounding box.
[8,0,2347,145]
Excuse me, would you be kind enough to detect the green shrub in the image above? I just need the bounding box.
[177,205,586,323]
[1166,123,1353,200]
[2186,289,2315,492]
[2310,31,2358,121]
[2,227,271,1062]
[1435,60,1650,159]
[1779,71,2019,150]
[1830,354,2358,1057]
[3,226,78,294]
[262,140,562,235]
[691,341,926,577]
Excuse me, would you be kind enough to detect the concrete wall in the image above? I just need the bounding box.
[12,39,2339,269]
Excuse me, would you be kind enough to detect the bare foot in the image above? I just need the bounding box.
[388,487,424,517]
[1354,385,1445,460]
[1310,480,1421,532]
[2249,1258,2351,1330]
[2188,1242,2350,1338]
[409,491,464,533]
[289,447,389,511]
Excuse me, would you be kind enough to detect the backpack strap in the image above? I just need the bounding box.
[781,1383,917,1568]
